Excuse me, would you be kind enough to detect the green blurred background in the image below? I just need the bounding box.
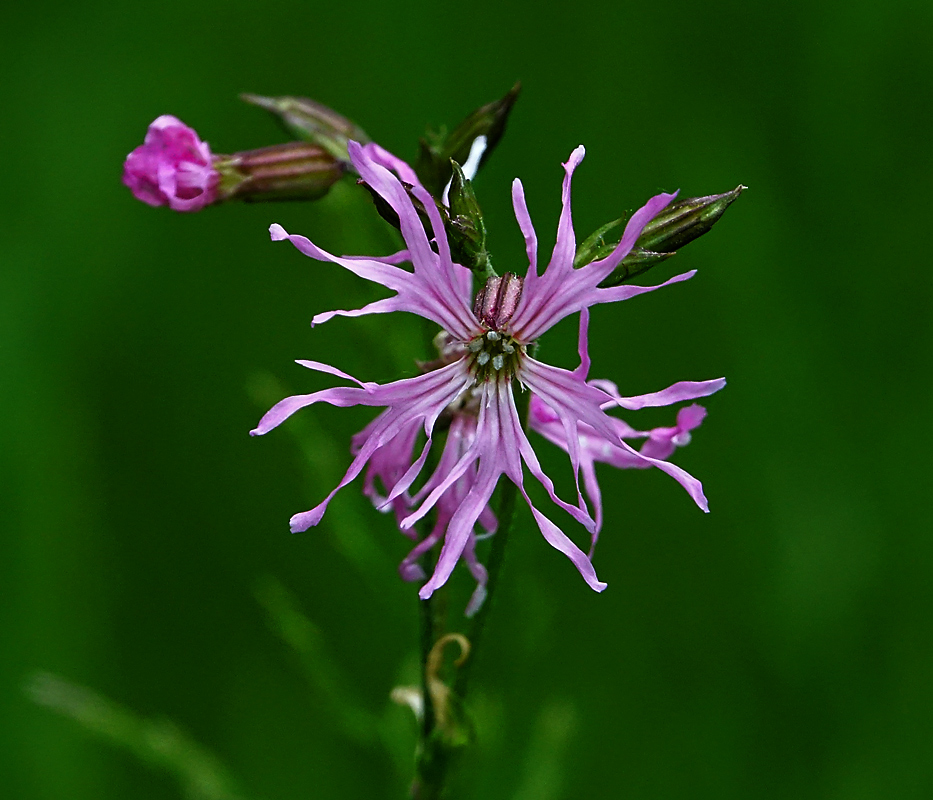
[2,0,931,797]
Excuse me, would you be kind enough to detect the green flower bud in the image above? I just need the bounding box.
[240,94,370,162]
[213,143,345,203]
[446,161,493,278]
[576,186,746,286]
[414,83,521,197]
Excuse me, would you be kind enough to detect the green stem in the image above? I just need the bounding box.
[459,383,530,695]
[412,371,532,797]
[454,475,518,699]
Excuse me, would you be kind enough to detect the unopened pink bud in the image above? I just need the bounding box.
[473,272,523,330]
[122,116,219,212]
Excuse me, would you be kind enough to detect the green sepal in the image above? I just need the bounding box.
[414,83,521,197]
[446,161,494,279]
[240,93,371,162]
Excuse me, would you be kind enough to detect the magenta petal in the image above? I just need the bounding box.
[580,459,603,550]
[123,116,218,212]
[520,485,606,592]
[295,359,378,391]
[419,467,500,599]
[250,386,364,435]
[360,142,424,188]
[593,269,696,304]
[601,377,727,411]
[310,297,409,328]
[550,146,585,273]
[573,307,592,379]
[677,404,708,430]
[522,357,712,512]
[501,381,594,531]
[269,221,476,339]
[511,178,538,278]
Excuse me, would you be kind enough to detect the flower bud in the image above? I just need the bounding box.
[123,115,219,212]
[576,185,746,286]
[446,161,493,278]
[213,142,345,203]
[414,83,521,197]
[637,186,746,253]
[240,94,370,162]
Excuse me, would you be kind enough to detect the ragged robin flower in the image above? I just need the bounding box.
[252,141,724,599]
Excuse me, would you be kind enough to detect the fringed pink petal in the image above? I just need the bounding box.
[295,359,378,391]
[573,308,592,379]
[511,178,538,281]
[270,223,411,291]
[310,297,410,328]
[592,269,695,305]
[522,357,711,511]
[580,459,603,553]
[419,465,500,599]
[251,385,369,435]
[257,361,473,531]
[550,145,586,274]
[509,147,586,338]
[360,142,424,188]
[462,538,489,618]
[599,377,727,411]
[498,380,596,533]
[518,484,607,593]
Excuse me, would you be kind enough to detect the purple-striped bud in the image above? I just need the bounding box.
[213,142,344,203]
[473,272,523,330]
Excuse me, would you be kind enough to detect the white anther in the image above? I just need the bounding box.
[477,351,490,365]
[486,331,500,341]
[492,354,504,371]
[468,339,484,352]
[502,343,515,354]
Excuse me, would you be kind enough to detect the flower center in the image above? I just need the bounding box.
[467,272,526,381]
[466,329,524,379]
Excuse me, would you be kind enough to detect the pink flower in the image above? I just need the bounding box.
[123,115,219,212]
[253,141,724,599]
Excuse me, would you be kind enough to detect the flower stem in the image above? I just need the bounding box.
[456,384,529,697]
[454,477,518,699]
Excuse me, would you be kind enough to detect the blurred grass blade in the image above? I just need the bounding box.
[254,575,379,744]
[512,700,577,800]
[26,672,248,800]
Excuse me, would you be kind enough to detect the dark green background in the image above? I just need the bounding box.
[2,1,931,797]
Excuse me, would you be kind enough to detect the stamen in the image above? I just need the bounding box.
[477,351,490,365]
[502,343,515,354]
[486,331,500,342]
[468,339,483,352]
[492,354,504,371]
